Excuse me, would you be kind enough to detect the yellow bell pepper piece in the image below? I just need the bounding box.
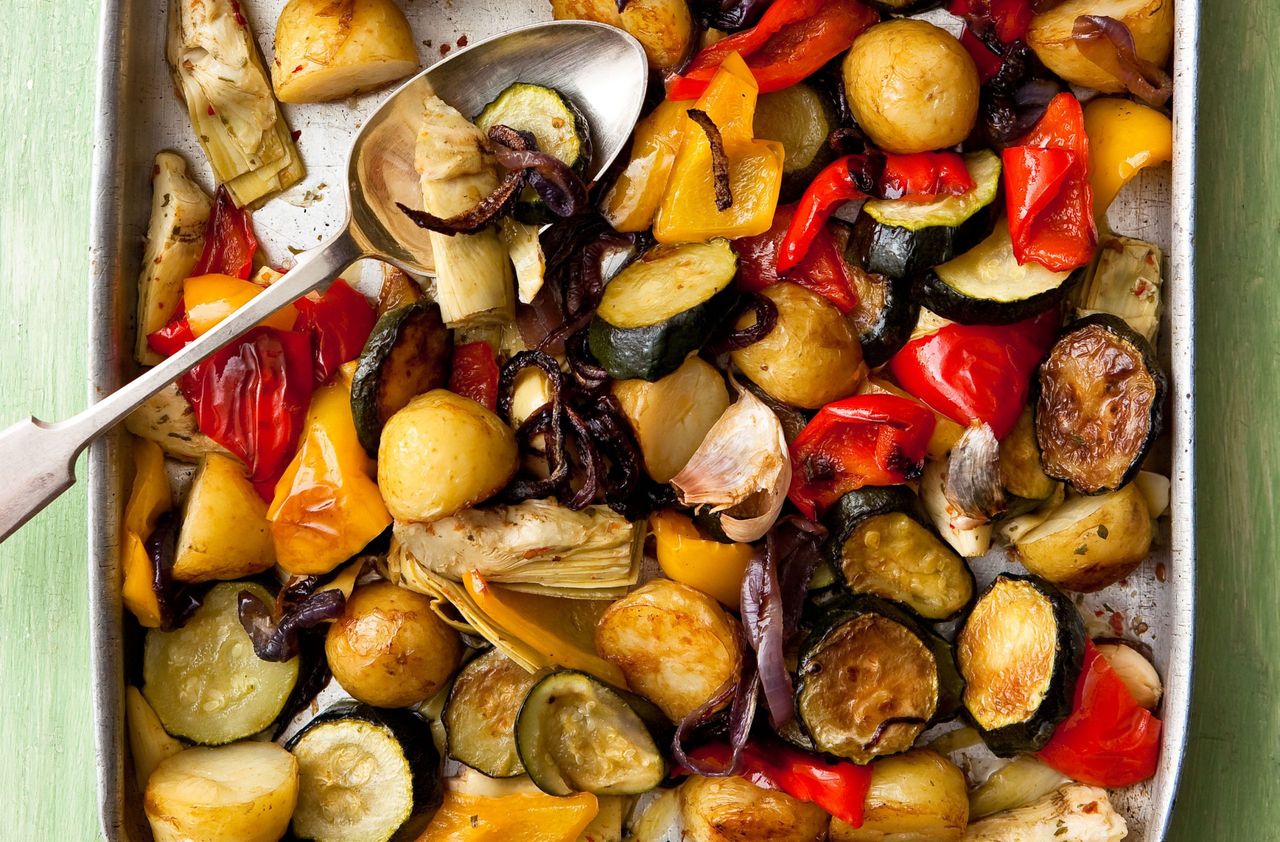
[653,52,785,243]
[417,790,599,841]
[184,273,297,336]
[268,377,391,575]
[121,439,172,628]
[1084,97,1173,220]
[650,510,752,609]
[463,570,628,688]
[601,99,688,233]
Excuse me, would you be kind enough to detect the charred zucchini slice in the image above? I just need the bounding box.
[915,218,1078,325]
[515,671,666,796]
[824,487,975,621]
[443,649,541,778]
[351,300,452,455]
[589,240,738,382]
[956,574,1086,756]
[851,214,961,280]
[753,83,838,202]
[863,151,1002,232]
[1035,314,1166,494]
[287,702,441,842]
[846,265,919,368]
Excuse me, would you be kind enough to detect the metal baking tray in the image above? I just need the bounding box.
[85,0,1199,839]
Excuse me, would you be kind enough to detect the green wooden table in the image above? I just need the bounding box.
[0,0,1272,838]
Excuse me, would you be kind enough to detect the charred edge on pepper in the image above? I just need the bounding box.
[687,109,734,212]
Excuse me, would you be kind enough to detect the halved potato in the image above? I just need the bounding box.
[144,741,299,842]
[272,0,419,104]
[551,0,695,70]
[1027,0,1173,93]
[829,750,969,842]
[172,453,275,583]
[613,356,730,482]
[1013,483,1152,591]
[681,775,830,842]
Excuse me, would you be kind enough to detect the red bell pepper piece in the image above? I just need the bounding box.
[887,310,1058,440]
[668,0,877,101]
[180,327,314,499]
[949,0,1034,44]
[147,312,195,357]
[879,152,975,202]
[957,26,1005,83]
[734,204,859,313]
[192,186,258,280]
[685,741,873,828]
[293,279,377,385]
[788,394,936,520]
[1003,93,1097,271]
[449,342,501,411]
[1038,640,1162,787]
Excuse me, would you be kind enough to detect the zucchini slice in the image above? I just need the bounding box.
[1035,314,1166,495]
[753,83,838,202]
[956,574,1086,756]
[474,82,592,224]
[351,300,452,456]
[915,219,1078,325]
[862,150,1002,232]
[515,671,666,796]
[589,240,738,382]
[851,213,964,280]
[142,582,299,746]
[287,702,441,842]
[442,649,542,778]
[824,487,975,621]
[846,265,919,367]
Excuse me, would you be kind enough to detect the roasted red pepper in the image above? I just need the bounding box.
[147,313,195,357]
[180,327,314,499]
[449,342,500,411]
[293,280,377,385]
[788,394,936,520]
[1003,93,1097,271]
[1038,640,1162,787]
[668,0,877,101]
[735,204,858,313]
[887,310,1058,440]
[949,0,1034,44]
[957,27,1005,83]
[777,153,973,272]
[685,741,873,828]
[192,186,258,280]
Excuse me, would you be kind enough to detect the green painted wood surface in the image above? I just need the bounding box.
[0,0,1273,839]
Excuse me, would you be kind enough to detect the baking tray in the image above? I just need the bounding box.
[84,0,1199,839]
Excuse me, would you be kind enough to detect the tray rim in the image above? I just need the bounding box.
[83,1,1199,839]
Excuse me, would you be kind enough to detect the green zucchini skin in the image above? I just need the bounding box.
[442,648,540,779]
[588,284,737,382]
[851,212,961,279]
[753,83,840,203]
[846,264,920,368]
[914,265,1083,326]
[957,574,1087,757]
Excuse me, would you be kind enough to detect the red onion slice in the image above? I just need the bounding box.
[1072,15,1173,108]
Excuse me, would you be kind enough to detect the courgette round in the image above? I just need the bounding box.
[442,648,541,778]
[847,265,918,368]
[862,150,1002,232]
[1035,314,1166,495]
[753,83,839,202]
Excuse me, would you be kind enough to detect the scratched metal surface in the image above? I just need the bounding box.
[84,1,1196,839]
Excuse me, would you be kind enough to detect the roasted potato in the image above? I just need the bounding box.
[1028,0,1173,93]
[126,687,184,792]
[377,389,517,523]
[144,742,299,842]
[272,0,419,103]
[551,0,695,70]
[613,356,730,482]
[325,581,463,707]
[829,750,969,842]
[1013,483,1152,591]
[732,282,867,409]
[680,775,829,842]
[842,20,979,154]
[595,579,741,720]
[172,453,275,583]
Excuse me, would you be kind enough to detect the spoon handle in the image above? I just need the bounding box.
[0,229,363,544]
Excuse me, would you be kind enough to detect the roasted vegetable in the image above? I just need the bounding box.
[753,83,839,201]
[420,788,599,840]
[145,741,299,842]
[1000,408,1059,504]
[828,749,970,842]
[126,383,232,463]
[325,581,463,708]
[844,267,918,369]
[967,756,1068,820]
[601,99,686,232]
[272,0,418,104]
[1074,236,1163,342]
[650,510,753,608]
[166,0,304,206]
[1036,315,1165,494]
[595,579,742,721]
[960,784,1127,841]
[1084,98,1173,219]
[171,453,274,582]
[956,574,1086,756]
[842,20,979,154]
[550,0,695,70]
[1027,0,1173,94]
[612,356,730,483]
[1095,641,1162,709]
[920,456,993,560]
[121,440,173,628]
[443,648,541,778]
[679,775,830,842]
[126,686,184,791]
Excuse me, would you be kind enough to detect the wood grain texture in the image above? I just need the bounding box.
[0,0,1272,840]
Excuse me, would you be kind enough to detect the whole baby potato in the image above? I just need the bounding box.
[732,282,867,409]
[326,581,463,707]
[377,389,517,523]
[842,20,980,154]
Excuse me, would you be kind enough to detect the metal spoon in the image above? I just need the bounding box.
[0,20,649,543]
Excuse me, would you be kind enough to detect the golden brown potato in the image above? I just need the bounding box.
[172,453,275,583]
[551,0,695,70]
[126,687,184,792]
[595,579,741,720]
[145,742,299,842]
[681,775,829,842]
[1013,483,1152,591]
[325,581,463,707]
[377,389,517,523]
[732,282,867,409]
[613,356,730,482]
[842,20,979,154]
[1028,0,1173,93]
[272,0,419,103]
[829,750,969,842]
